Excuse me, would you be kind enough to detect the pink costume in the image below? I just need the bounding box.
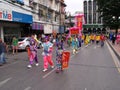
[42,41,54,70]
[29,45,37,65]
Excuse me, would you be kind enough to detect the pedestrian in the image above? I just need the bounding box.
[77,35,81,48]
[56,40,64,73]
[42,36,54,72]
[27,39,39,68]
[12,36,18,55]
[112,33,116,45]
[0,38,7,66]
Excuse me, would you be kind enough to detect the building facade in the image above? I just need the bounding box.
[83,0,105,34]
[30,0,66,34]
[0,0,33,44]
[0,0,66,44]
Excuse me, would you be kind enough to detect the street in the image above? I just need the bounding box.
[0,42,120,90]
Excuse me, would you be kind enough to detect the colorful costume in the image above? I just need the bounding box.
[71,38,78,54]
[27,37,39,68]
[56,41,64,73]
[42,41,54,72]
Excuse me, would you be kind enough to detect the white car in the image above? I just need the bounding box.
[18,37,30,50]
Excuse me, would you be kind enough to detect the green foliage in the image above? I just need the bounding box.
[95,0,120,30]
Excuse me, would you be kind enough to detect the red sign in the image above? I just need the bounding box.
[75,15,83,30]
[62,51,70,69]
[70,27,79,34]
[0,9,12,21]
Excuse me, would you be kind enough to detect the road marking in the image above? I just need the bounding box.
[42,68,56,79]
[85,88,87,90]
[24,86,31,90]
[42,54,75,79]
[106,42,120,73]
[0,77,12,87]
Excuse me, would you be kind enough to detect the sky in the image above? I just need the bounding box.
[65,0,84,15]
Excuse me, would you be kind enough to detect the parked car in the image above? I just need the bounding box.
[18,37,30,50]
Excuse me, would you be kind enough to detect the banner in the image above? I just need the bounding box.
[70,27,79,35]
[62,51,70,69]
[75,15,83,30]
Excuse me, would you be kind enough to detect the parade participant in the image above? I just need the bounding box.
[71,36,78,54]
[42,36,54,72]
[100,34,105,47]
[85,34,90,47]
[91,34,96,43]
[77,35,81,48]
[56,39,64,73]
[96,34,100,45]
[12,36,18,55]
[28,34,39,68]
[27,39,38,68]
[81,34,85,44]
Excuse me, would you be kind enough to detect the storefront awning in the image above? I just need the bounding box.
[32,22,44,30]
[83,24,103,28]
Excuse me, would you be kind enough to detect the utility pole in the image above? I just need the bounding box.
[59,0,62,34]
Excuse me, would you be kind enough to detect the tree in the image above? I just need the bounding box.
[95,0,120,36]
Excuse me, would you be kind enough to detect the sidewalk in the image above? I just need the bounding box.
[107,40,120,60]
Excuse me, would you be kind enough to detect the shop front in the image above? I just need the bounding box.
[31,22,44,35]
[0,8,32,44]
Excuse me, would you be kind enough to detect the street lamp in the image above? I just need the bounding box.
[112,16,120,36]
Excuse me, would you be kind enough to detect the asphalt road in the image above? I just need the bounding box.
[0,42,120,90]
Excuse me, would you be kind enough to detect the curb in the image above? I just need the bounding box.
[107,40,120,61]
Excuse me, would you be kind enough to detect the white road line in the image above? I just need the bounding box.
[24,86,31,90]
[0,77,12,87]
[106,42,120,73]
[42,68,56,79]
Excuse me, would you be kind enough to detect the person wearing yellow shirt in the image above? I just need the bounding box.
[91,34,95,43]
[96,35,100,45]
[81,34,85,44]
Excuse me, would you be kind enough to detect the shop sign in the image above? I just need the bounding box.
[0,8,12,21]
[44,24,52,34]
[12,11,33,24]
[59,26,64,33]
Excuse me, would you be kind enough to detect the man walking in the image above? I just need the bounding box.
[0,38,6,66]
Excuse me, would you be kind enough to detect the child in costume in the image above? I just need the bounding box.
[71,37,78,54]
[42,37,54,72]
[27,40,38,68]
[56,39,64,73]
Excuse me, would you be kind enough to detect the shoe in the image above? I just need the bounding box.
[43,69,48,72]
[27,65,32,68]
[51,66,54,69]
[35,63,39,66]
